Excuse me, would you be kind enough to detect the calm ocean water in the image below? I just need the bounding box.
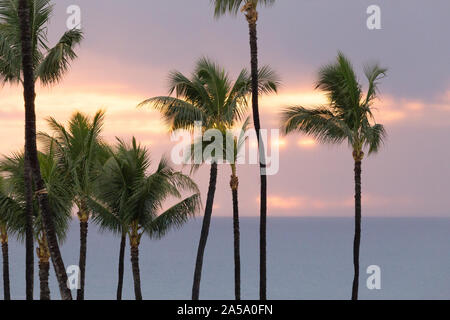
[1,217,449,300]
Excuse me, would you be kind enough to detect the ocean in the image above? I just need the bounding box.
[1,218,449,300]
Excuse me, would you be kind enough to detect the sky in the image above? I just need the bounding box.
[0,0,449,217]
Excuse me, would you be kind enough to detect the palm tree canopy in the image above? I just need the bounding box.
[281,52,387,156]
[139,57,279,133]
[212,0,275,17]
[0,146,73,241]
[90,137,201,240]
[0,0,83,85]
[187,116,251,171]
[39,110,108,207]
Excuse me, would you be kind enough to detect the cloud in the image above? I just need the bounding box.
[260,193,414,216]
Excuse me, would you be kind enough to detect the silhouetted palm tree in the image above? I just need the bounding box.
[281,52,387,300]
[0,145,72,300]
[39,110,108,300]
[212,0,276,299]
[228,119,250,300]
[189,117,250,300]
[139,57,278,299]
[89,138,201,300]
[0,0,83,300]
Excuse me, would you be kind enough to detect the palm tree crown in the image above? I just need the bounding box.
[213,0,275,19]
[281,52,387,159]
[0,0,83,85]
[139,57,278,134]
[39,110,108,206]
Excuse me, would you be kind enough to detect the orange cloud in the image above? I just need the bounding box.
[298,138,317,149]
[258,193,413,215]
[260,89,328,114]
[266,196,304,210]
[0,86,168,155]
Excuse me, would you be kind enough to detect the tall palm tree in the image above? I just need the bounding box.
[228,119,250,300]
[89,138,201,300]
[0,0,83,300]
[188,117,250,300]
[39,110,107,300]
[139,57,278,300]
[0,147,73,300]
[281,52,387,300]
[212,0,276,300]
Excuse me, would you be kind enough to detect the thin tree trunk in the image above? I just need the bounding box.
[248,20,267,301]
[192,163,218,300]
[77,219,88,300]
[24,156,34,300]
[230,172,241,300]
[352,159,362,300]
[130,245,142,300]
[39,261,50,300]
[117,233,126,300]
[18,0,72,300]
[1,239,10,300]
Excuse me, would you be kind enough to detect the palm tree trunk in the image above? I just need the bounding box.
[39,261,50,300]
[248,18,267,301]
[24,149,34,300]
[1,236,10,300]
[18,0,72,300]
[130,245,142,300]
[77,217,88,300]
[37,234,51,300]
[230,171,241,300]
[352,159,362,300]
[116,233,126,300]
[192,162,218,300]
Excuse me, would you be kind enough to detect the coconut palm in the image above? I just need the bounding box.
[280,52,387,300]
[212,0,276,300]
[188,118,250,300]
[88,138,201,300]
[228,119,250,300]
[0,0,83,300]
[38,110,107,300]
[0,146,72,300]
[139,57,278,300]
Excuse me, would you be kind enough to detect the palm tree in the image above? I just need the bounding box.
[188,118,250,300]
[212,0,276,300]
[88,138,201,300]
[1,0,83,300]
[39,110,107,300]
[139,57,278,300]
[0,147,73,300]
[280,52,387,300]
[228,119,250,300]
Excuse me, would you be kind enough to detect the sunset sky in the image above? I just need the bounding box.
[1,0,449,217]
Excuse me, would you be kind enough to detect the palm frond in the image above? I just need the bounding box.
[363,63,387,107]
[37,28,83,85]
[145,193,200,239]
[362,122,386,155]
[213,0,275,18]
[280,106,352,145]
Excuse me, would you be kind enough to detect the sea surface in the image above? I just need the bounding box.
[1,218,449,300]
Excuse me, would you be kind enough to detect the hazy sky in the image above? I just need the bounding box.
[1,0,449,217]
